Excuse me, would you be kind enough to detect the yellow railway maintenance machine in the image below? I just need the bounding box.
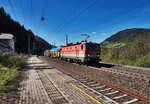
[44,48,60,58]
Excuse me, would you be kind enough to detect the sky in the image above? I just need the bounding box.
[0,0,150,46]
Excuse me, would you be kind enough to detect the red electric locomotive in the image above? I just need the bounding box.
[60,42,100,64]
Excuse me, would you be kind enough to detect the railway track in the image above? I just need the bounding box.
[88,66,150,82]
[39,57,150,104]
[70,62,150,82]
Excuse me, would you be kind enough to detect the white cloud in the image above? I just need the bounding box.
[101,33,106,35]
[92,32,96,34]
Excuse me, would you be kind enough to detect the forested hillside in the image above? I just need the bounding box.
[0,7,52,54]
[34,36,53,55]
[100,29,150,67]
[101,28,150,48]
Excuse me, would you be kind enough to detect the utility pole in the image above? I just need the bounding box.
[66,34,68,45]
[54,43,55,48]
[28,33,30,57]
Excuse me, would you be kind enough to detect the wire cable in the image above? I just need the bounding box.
[49,0,99,39]
[89,19,150,41]
[86,0,150,34]
[45,0,86,46]
[68,0,150,41]
[94,9,150,33]
[55,0,150,46]
[27,0,33,29]
[36,0,48,35]
[20,0,26,24]
[53,0,86,34]
[8,0,18,21]
[30,0,37,30]
[41,0,48,17]
[89,12,150,41]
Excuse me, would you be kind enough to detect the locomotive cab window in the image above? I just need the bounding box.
[86,43,100,50]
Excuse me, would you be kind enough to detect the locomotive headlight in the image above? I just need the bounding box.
[88,54,90,57]
[98,55,99,57]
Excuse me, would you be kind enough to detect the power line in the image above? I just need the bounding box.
[41,0,49,17]
[68,5,150,43]
[27,0,33,29]
[51,0,150,46]
[45,0,86,46]
[95,9,150,33]
[36,0,49,35]
[49,0,99,39]
[86,0,150,34]
[36,20,42,34]
[8,0,18,21]
[30,0,37,30]
[67,0,150,43]
[70,0,150,35]
[53,0,86,34]
[20,0,26,24]
[67,0,150,41]
[89,11,150,41]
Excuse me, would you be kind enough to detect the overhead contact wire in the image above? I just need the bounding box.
[30,0,37,31]
[36,0,49,35]
[87,0,150,34]
[49,0,99,39]
[8,0,18,21]
[53,0,86,34]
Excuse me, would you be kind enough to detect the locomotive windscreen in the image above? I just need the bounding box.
[85,43,100,50]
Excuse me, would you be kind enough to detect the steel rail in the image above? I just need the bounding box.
[48,60,150,104]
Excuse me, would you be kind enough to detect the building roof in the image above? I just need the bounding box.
[0,33,14,40]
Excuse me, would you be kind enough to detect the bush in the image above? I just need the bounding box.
[0,53,26,96]
[135,57,150,67]
[136,60,150,67]
[100,31,150,68]
[101,47,150,68]
[0,53,26,68]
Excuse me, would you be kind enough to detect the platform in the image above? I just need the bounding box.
[2,56,115,104]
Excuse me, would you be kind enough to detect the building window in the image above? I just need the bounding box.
[81,45,83,50]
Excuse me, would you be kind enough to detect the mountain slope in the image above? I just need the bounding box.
[101,28,150,48]
[34,36,52,55]
[0,7,52,54]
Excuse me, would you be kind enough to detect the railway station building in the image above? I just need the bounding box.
[0,33,16,55]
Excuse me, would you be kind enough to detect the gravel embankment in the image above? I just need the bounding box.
[39,56,150,100]
[113,65,150,76]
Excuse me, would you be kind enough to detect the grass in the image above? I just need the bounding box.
[101,41,125,48]
[135,57,150,67]
[0,53,26,96]
[101,48,150,68]
[100,32,150,68]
